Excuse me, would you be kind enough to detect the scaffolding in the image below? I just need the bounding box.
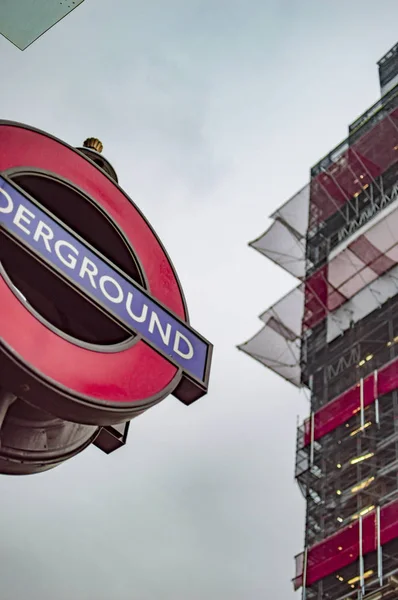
[378,43,398,97]
[240,76,398,600]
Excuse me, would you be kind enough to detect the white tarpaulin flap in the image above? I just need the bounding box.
[249,185,310,280]
[250,221,306,279]
[328,200,398,296]
[270,185,310,237]
[238,287,304,386]
[260,286,304,337]
[238,327,301,386]
[327,264,398,342]
[303,194,398,329]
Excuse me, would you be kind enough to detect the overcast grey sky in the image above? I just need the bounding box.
[0,2,397,599]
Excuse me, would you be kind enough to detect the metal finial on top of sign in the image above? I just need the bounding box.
[78,137,118,183]
[83,138,104,154]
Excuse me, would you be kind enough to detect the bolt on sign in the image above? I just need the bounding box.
[0,0,85,50]
[0,121,212,473]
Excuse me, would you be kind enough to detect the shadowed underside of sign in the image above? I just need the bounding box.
[0,0,85,50]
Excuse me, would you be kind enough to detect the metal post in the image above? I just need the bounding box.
[302,547,308,600]
[377,505,383,587]
[375,399,380,427]
[319,167,357,221]
[359,515,365,596]
[374,370,380,427]
[360,377,365,430]
[310,412,315,467]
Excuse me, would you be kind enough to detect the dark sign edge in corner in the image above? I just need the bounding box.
[0,0,85,51]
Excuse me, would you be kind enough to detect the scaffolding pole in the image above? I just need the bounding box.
[310,412,315,466]
[359,515,365,596]
[302,547,308,600]
[374,369,380,428]
[360,377,365,430]
[377,505,383,587]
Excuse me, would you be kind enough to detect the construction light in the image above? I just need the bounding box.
[351,476,375,494]
[350,421,372,437]
[350,452,374,465]
[347,570,373,585]
[351,505,375,520]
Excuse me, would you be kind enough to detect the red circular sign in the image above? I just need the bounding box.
[0,122,187,424]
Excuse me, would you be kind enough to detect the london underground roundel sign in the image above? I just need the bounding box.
[0,122,212,425]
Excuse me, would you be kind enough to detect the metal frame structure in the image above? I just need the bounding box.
[240,45,398,599]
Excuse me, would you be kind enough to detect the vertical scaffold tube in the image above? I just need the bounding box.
[302,547,308,600]
[374,370,380,427]
[377,505,383,587]
[360,377,365,430]
[359,515,365,595]
[310,412,315,467]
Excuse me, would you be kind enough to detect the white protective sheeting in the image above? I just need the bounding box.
[250,220,306,279]
[270,184,310,238]
[249,185,310,279]
[302,193,398,331]
[242,187,398,380]
[238,287,304,386]
[327,264,398,342]
[381,74,398,97]
[242,106,398,387]
[328,200,398,295]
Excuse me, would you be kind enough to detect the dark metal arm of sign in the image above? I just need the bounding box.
[94,422,131,454]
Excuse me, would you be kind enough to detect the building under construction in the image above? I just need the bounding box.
[239,43,398,599]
